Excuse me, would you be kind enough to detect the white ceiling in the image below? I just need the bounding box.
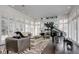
[10,5,73,18]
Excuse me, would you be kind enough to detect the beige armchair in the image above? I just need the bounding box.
[5,37,30,54]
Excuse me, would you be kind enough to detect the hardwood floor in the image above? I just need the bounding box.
[42,39,56,54]
[42,39,79,54]
[1,38,79,54]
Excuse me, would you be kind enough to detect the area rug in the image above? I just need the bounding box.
[0,38,49,54]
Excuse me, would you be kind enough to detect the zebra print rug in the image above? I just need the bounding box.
[0,38,49,54]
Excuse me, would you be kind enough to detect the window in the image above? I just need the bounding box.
[35,22,40,35]
[68,21,72,39]
[25,24,28,32]
[63,23,68,38]
[78,17,79,43]
[1,20,8,35]
[71,19,76,41]
[1,18,8,43]
[31,24,34,36]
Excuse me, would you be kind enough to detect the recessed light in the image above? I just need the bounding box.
[43,18,46,19]
[22,5,25,7]
[65,11,68,14]
[41,18,43,19]
[11,5,15,7]
[67,6,71,9]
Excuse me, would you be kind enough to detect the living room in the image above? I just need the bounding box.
[0,5,79,54]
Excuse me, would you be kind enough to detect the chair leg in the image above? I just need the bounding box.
[7,50,9,54]
[29,46,30,50]
[29,42,31,50]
